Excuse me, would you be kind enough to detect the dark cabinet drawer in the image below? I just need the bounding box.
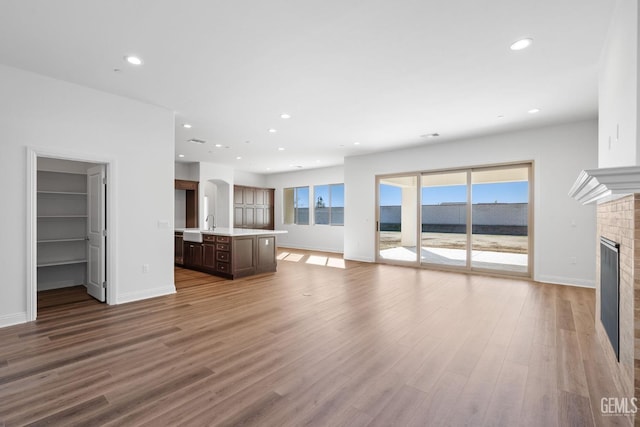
[216,262,230,273]
[216,251,230,262]
[203,234,215,243]
[216,235,230,243]
[216,243,229,251]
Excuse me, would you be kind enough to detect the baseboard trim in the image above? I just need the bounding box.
[537,275,595,289]
[278,244,344,254]
[344,255,375,263]
[0,312,28,328]
[117,285,176,305]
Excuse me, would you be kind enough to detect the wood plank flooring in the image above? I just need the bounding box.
[0,249,632,426]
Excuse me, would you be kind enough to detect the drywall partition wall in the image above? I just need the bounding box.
[266,165,345,253]
[175,162,199,181]
[199,161,234,229]
[344,119,598,287]
[234,170,268,188]
[0,65,175,327]
[175,190,187,228]
[598,0,639,167]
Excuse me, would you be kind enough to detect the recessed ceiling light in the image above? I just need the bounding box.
[510,38,533,51]
[215,144,223,148]
[280,113,291,119]
[178,154,185,158]
[278,147,285,151]
[188,138,206,144]
[497,115,505,119]
[420,133,440,138]
[245,140,251,144]
[266,167,271,171]
[528,108,540,114]
[236,156,242,160]
[124,55,143,65]
[354,142,361,145]
[268,128,277,133]
[182,123,192,129]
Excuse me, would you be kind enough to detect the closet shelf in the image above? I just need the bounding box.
[38,238,86,243]
[37,191,87,195]
[38,259,87,267]
[37,215,88,218]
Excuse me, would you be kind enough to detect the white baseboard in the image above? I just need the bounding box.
[536,275,595,288]
[116,284,176,304]
[0,312,28,328]
[279,244,344,254]
[344,255,375,263]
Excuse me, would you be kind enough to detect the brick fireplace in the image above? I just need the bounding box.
[596,195,638,399]
[570,167,640,403]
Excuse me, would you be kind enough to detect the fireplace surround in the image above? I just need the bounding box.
[570,167,640,403]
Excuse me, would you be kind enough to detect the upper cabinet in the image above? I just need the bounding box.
[234,185,274,230]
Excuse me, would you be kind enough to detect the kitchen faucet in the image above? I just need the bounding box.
[206,214,215,230]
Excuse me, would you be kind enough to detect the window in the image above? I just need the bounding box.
[283,186,309,225]
[314,183,344,225]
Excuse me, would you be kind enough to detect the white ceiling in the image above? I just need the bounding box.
[0,0,614,174]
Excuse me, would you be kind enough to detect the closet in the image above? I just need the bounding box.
[36,158,106,302]
[37,170,88,290]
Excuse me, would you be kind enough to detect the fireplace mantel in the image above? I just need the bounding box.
[569,166,640,204]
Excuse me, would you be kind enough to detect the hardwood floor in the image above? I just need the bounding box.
[0,249,631,426]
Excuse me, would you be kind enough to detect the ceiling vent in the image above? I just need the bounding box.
[188,138,206,144]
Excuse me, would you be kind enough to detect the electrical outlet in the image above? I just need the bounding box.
[143,264,150,273]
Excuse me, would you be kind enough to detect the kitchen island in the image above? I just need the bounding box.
[175,228,287,279]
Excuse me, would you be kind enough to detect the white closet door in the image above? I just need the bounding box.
[86,165,106,302]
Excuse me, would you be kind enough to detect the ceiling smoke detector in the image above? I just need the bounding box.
[188,138,206,144]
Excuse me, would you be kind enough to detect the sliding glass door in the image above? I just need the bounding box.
[471,165,530,274]
[421,171,468,267]
[377,175,419,264]
[377,163,532,277]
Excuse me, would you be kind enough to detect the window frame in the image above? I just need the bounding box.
[313,183,344,226]
[283,186,310,225]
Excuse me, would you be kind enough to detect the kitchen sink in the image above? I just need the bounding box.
[183,230,203,243]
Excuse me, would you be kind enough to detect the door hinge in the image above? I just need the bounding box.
[102,281,107,289]
[102,177,107,185]
[102,230,107,237]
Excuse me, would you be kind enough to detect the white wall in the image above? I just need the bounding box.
[0,65,176,327]
[344,120,598,287]
[266,166,345,253]
[175,162,199,181]
[175,190,187,228]
[234,170,267,188]
[598,0,639,167]
[199,162,234,229]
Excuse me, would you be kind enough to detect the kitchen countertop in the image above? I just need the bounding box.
[175,227,288,237]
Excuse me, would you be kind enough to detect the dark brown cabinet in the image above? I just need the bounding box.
[215,235,231,275]
[256,236,276,273]
[184,242,203,268]
[203,242,216,270]
[178,232,278,279]
[175,232,184,265]
[234,185,274,230]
